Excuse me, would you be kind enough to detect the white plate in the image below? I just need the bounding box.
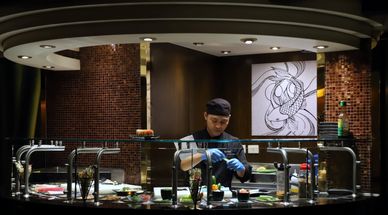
[130,135,160,140]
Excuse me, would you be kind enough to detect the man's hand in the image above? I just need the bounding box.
[226,158,245,172]
[202,149,226,163]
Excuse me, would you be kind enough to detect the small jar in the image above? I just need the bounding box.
[289,169,299,200]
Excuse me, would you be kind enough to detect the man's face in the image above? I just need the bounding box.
[204,112,230,137]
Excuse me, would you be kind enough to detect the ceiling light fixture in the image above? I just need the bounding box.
[140,37,156,42]
[18,55,31,59]
[221,51,231,55]
[39,45,56,49]
[43,65,55,69]
[270,46,280,50]
[241,38,257,45]
[193,42,204,46]
[313,45,328,49]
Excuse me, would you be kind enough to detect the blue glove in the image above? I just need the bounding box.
[202,149,226,163]
[226,158,245,172]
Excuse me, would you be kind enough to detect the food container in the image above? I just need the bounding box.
[211,190,224,201]
[113,189,142,196]
[160,188,172,200]
[237,189,250,202]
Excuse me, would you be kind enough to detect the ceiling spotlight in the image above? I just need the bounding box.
[193,42,204,46]
[313,45,328,49]
[18,55,31,59]
[40,45,56,49]
[221,51,231,55]
[270,46,280,50]
[43,65,55,69]
[140,37,156,42]
[241,38,257,45]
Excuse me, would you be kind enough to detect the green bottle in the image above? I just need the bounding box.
[338,101,349,137]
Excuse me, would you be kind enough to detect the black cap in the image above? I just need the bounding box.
[206,98,231,116]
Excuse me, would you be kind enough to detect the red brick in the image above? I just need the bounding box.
[325,51,372,192]
[46,44,141,184]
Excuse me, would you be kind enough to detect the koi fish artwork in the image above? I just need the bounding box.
[251,61,317,136]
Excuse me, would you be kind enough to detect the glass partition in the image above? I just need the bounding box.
[5,137,372,210]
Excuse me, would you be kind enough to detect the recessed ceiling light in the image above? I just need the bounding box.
[221,51,231,55]
[39,45,56,49]
[313,45,328,49]
[270,46,280,50]
[140,37,156,42]
[241,38,257,45]
[43,65,55,69]
[18,55,31,59]
[193,42,204,46]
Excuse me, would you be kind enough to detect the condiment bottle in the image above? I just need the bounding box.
[318,161,328,193]
[275,163,285,199]
[338,100,350,137]
[298,163,311,198]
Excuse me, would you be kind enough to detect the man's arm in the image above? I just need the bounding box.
[180,153,203,171]
[175,135,201,171]
[179,148,226,171]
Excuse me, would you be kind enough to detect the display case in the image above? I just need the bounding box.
[4,137,380,213]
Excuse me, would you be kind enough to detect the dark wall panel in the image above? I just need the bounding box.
[148,45,317,186]
[149,43,218,186]
[150,43,219,138]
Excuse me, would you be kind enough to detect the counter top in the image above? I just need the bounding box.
[5,192,381,215]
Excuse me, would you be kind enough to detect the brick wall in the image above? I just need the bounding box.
[46,44,141,184]
[324,50,372,192]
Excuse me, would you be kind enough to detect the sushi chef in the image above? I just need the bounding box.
[175,98,252,187]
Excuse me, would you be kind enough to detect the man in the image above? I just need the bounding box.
[175,98,252,188]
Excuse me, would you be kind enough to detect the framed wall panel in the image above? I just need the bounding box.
[252,60,317,136]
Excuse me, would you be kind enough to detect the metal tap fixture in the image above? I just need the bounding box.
[23,144,65,198]
[318,146,359,198]
[266,147,291,206]
[14,143,35,195]
[93,147,120,206]
[282,147,316,204]
[11,145,15,196]
[172,148,212,208]
[66,147,103,202]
